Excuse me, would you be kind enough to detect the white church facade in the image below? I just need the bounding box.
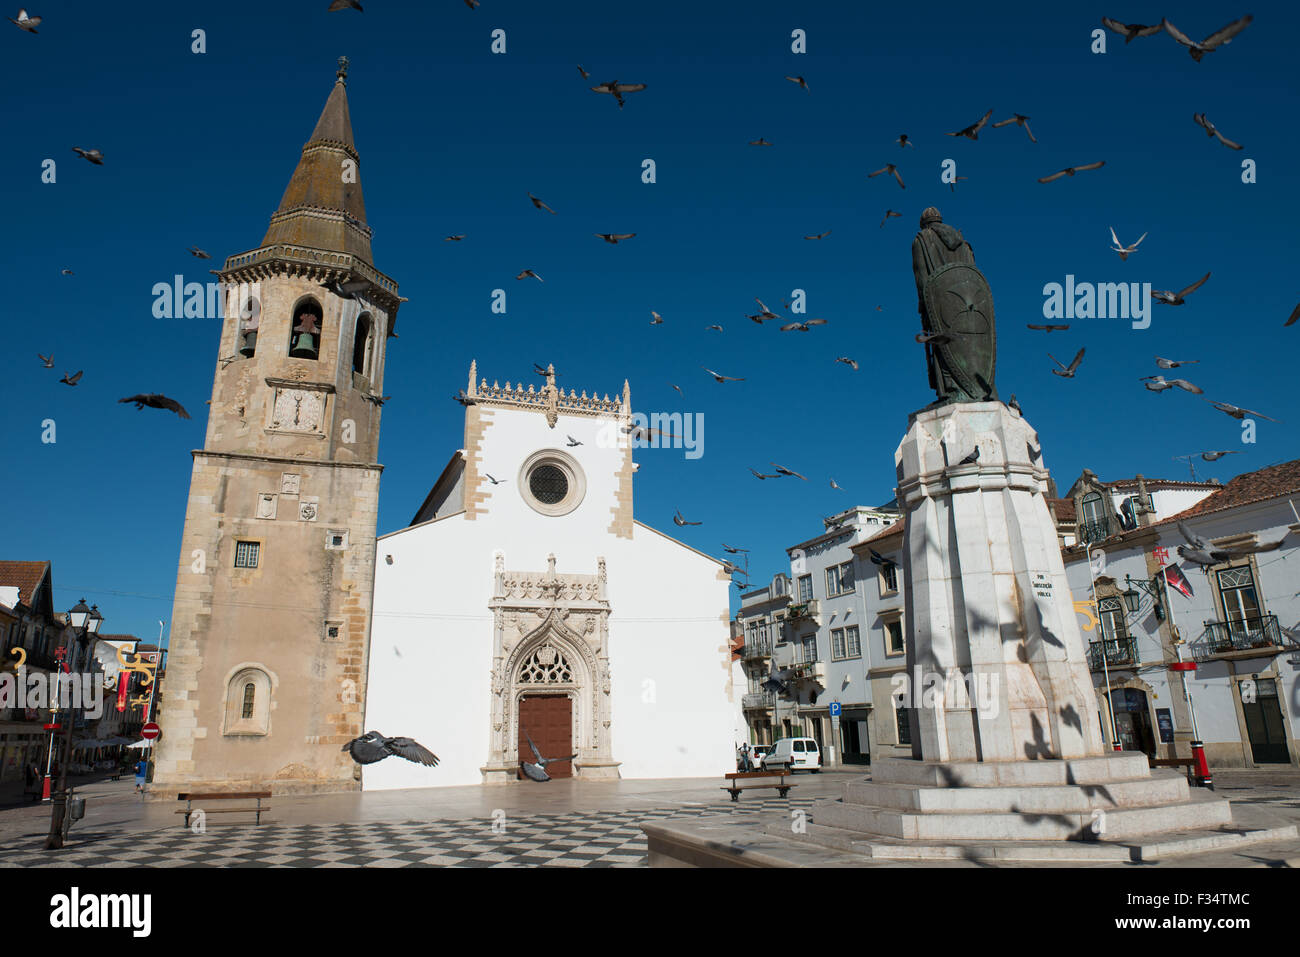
[363,362,743,789]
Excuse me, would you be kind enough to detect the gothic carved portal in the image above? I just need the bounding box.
[483,553,619,783]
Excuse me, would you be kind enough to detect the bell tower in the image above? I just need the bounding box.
[152,58,401,795]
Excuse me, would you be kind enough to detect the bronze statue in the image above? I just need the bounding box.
[911,207,997,405]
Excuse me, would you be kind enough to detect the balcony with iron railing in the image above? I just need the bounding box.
[742,640,772,661]
[1078,518,1112,545]
[1087,636,1139,670]
[786,599,820,626]
[786,658,825,683]
[1193,615,1284,661]
[742,691,776,710]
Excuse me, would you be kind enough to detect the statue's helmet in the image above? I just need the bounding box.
[920,207,943,227]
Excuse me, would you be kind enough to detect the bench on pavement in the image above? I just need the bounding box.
[1149,757,1195,783]
[176,791,272,827]
[721,770,797,802]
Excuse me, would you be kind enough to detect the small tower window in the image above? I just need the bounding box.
[353,313,373,376]
[241,683,256,719]
[289,297,323,361]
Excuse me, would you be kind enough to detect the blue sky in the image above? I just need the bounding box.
[4,1,1297,642]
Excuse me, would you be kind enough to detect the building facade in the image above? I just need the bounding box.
[152,61,401,796]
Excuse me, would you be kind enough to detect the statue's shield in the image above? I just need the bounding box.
[922,262,996,399]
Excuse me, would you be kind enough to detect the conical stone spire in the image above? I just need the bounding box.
[261,56,373,263]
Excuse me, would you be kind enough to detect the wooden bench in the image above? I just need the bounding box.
[176,791,272,827]
[1149,757,1195,782]
[721,770,797,802]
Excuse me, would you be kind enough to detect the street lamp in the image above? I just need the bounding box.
[45,599,102,849]
[1084,541,1121,752]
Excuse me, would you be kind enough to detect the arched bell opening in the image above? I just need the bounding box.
[289,297,324,360]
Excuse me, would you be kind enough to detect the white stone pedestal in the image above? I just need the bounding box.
[894,401,1106,762]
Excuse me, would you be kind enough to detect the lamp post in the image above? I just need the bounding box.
[45,599,102,850]
[1085,542,1121,752]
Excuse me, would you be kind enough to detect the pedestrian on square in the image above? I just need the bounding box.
[134,758,147,793]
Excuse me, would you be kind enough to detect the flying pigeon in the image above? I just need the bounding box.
[188,246,211,259]
[1109,227,1146,261]
[1049,348,1086,378]
[1176,521,1287,566]
[454,390,476,406]
[519,728,576,782]
[948,109,993,140]
[528,192,557,214]
[673,509,702,526]
[706,324,724,332]
[595,233,635,244]
[590,80,646,109]
[896,134,913,148]
[1193,112,1243,150]
[1199,450,1240,461]
[1285,304,1300,327]
[748,467,778,479]
[341,731,439,766]
[328,0,362,11]
[650,311,664,324]
[780,319,827,332]
[577,65,589,78]
[868,548,897,568]
[748,137,773,146]
[1155,356,1199,369]
[1141,376,1202,394]
[702,367,743,382]
[38,353,54,368]
[804,229,832,240]
[8,8,39,31]
[992,113,1036,142]
[60,268,73,275]
[1101,17,1163,42]
[1027,324,1070,332]
[1038,161,1105,183]
[722,543,749,554]
[622,422,670,443]
[880,210,902,227]
[60,371,82,386]
[868,164,905,189]
[1205,400,1277,422]
[669,383,683,395]
[485,473,504,485]
[445,234,465,241]
[320,276,371,300]
[830,478,844,490]
[785,75,810,92]
[771,463,807,480]
[836,356,859,370]
[118,394,192,418]
[533,362,560,378]
[1163,14,1253,61]
[749,298,781,322]
[1153,272,1210,305]
[516,269,544,282]
[565,435,582,447]
[72,147,104,165]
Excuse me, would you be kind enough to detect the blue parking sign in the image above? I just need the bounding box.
[829,702,841,717]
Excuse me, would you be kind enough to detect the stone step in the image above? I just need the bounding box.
[811,788,1232,842]
[841,773,1189,813]
[869,752,1155,789]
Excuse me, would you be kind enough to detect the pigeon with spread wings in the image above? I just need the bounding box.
[868,164,905,189]
[519,728,576,782]
[1101,17,1163,42]
[1163,14,1252,61]
[992,114,1036,142]
[590,80,646,109]
[1153,272,1210,305]
[119,394,192,418]
[1109,227,1147,261]
[947,109,993,140]
[1038,161,1105,183]
[1193,113,1243,150]
[342,731,438,766]
[1049,348,1085,378]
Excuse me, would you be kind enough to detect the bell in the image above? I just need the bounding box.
[239,330,258,357]
[290,333,317,359]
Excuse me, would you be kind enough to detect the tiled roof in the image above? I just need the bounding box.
[1164,458,1300,524]
[1048,497,1076,522]
[0,560,49,607]
[1102,477,1221,491]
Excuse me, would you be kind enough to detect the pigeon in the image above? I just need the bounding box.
[1007,394,1022,415]
[721,561,747,577]
[118,394,192,418]
[1286,304,1300,327]
[702,367,743,382]
[533,362,560,378]
[328,0,363,10]
[896,134,913,148]
[519,728,576,782]
[1163,14,1253,61]
[992,113,1036,142]
[1205,400,1277,422]
[1193,112,1243,150]
[485,473,504,485]
[590,80,646,109]
[516,269,544,282]
[1027,324,1070,332]
[453,390,476,406]
[948,109,993,140]
[8,8,39,32]
[362,393,391,406]
[803,229,832,240]
[785,75,810,92]
[60,371,82,386]
[60,268,73,275]
[1038,161,1105,183]
[750,298,781,322]
[880,210,902,227]
[464,0,478,8]
[1101,17,1164,42]
[868,164,905,189]
[565,435,582,447]
[1153,272,1210,305]
[625,424,675,443]
[836,357,859,370]
[577,65,589,78]
[706,324,724,332]
[954,446,980,466]
[445,234,466,241]
[748,137,773,146]
[1049,348,1085,378]
[595,233,635,244]
[748,468,778,480]
[72,147,104,165]
[771,463,807,480]
[722,543,749,554]
[528,193,557,214]
[1141,375,1203,394]
[780,319,828,332]
[669,383,683,396]
[37,353,54,368]
[673,509,702,526]
[341,731,438,766]
[824,515,847,530]
[650,311,664,324]
[830,478,843,490]
[1109,227,1147,261]
[1155,356,1199,369]
[188,246,211,259]
[1177,521,1286,566]
[320,276,371,300]
[868,548,897,568]
[1199,450,1241,461]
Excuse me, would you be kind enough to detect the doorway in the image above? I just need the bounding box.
[518,694,574,779]
[1107,688,1156,756]
[1242,679,1290,764]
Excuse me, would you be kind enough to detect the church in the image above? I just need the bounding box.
[150,60,740,796]
[363,364,742,789]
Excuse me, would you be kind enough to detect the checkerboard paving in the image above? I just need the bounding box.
[0,796,816,868]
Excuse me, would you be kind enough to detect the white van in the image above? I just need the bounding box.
[765,737,821,772]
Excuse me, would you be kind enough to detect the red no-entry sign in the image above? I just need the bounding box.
[141,722,161,741]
